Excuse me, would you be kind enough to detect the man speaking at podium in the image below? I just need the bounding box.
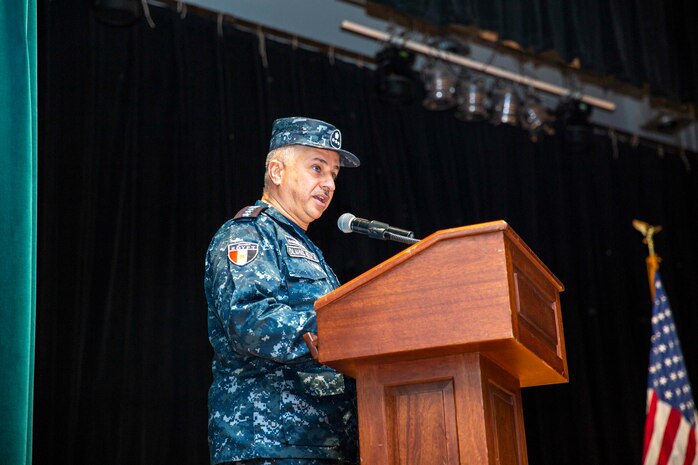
[204,117,360,465]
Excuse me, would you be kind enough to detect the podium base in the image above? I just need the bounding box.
[356,353,528,465]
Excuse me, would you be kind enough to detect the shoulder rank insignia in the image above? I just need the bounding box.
[234,205,267,220]
[228,241,259,266]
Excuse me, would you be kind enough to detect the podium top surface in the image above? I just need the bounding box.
[317,220,562,307]
[314,220,568,387]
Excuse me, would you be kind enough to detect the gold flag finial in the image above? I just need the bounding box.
[633,219,663,299]
[632,219,662,257]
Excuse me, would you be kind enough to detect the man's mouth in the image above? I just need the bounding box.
[313,193,328,205]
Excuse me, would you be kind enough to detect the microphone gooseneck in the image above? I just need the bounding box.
[337,213,420,244]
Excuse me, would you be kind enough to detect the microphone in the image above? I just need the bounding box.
[337,213,419,244]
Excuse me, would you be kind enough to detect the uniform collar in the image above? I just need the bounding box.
[257,200,308,236]
[257,200,326,261]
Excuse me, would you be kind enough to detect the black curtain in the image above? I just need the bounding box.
[37,2,698,464]
[370,0,698,105]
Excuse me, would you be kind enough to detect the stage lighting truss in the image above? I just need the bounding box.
[371,32,562,142]
[641,107,695,135]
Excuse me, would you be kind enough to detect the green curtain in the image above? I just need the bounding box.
[0,1,37,464]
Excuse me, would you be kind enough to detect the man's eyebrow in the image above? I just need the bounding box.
[311,157,340,171]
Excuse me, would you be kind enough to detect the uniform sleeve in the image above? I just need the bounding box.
[205,220,315,363]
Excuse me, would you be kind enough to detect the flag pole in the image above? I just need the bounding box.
[632,219,662,299]
[636,220,698,465]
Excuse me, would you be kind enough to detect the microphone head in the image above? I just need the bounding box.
[337,213,356,233]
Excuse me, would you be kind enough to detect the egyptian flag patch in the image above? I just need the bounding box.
[227,241,259,266]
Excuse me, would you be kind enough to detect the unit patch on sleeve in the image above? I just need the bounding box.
[228,241,259,266]
[285,235,319,262]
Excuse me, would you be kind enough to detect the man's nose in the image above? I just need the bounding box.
[322,175,336,192]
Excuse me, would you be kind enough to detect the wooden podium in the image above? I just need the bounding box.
[313,221,568,465]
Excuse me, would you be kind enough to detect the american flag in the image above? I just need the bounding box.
[643,272,698,465]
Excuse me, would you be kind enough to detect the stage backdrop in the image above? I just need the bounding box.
[37,2,698,464]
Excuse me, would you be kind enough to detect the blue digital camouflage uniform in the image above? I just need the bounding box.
[205,201,358,465]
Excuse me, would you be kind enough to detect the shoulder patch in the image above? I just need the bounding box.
[234,205,267,220]
[228,241,259,266]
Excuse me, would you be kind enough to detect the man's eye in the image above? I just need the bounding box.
[312,165,321,172]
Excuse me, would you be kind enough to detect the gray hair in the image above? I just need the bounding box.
[263,146,296,193]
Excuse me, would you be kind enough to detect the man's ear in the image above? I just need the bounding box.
[267,159,285,186]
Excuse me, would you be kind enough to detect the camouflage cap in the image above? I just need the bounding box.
[269,117,360,168]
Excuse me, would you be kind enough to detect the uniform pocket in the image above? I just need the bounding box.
[280,389,346,447]
[279,364,353,447]
[296,370,346,396]
[286,258,328,280]
[285,258,332,309]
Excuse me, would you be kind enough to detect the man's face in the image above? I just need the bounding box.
[274,146,340,229]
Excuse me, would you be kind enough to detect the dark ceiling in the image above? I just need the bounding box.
[363,0,698,113]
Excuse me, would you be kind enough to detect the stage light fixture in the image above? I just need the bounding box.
[421,59,458,111]
[374,45,418,106]
[520,93,556,142]
[455,76,488,122]
[555,97,593,147]
[490,82,520,126]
